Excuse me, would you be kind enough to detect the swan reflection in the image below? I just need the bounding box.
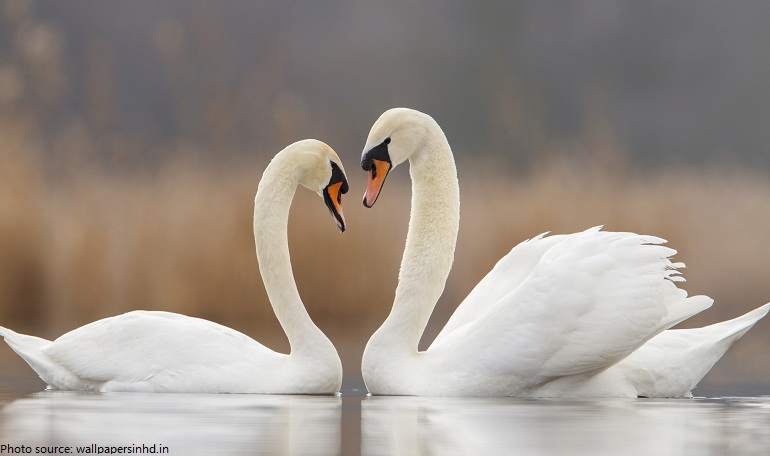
[1,391,340,455]
[362,395,770,455]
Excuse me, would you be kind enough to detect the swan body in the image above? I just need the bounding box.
[0,139,348,394]
[360,107,769,397]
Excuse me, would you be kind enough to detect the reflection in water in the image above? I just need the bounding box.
[362,396,770,455]
[2,375,770,456]
[1,392,341,455]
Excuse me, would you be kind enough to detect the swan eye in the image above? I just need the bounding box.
[361,139,392,173]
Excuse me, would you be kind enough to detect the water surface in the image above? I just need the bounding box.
[362,395,770,455]
[2,358,770,455]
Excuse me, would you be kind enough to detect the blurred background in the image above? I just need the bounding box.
[1,0,770,392]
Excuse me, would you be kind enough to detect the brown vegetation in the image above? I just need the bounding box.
[2,117,770,387]
[1,3,769,390]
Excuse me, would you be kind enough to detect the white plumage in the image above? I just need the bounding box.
[0,139,347,394]
[360,107,769,397]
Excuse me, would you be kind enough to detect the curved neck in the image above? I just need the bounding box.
[253,160,333,356]
[377,127,460,352]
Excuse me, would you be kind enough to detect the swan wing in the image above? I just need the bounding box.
[434,231,567,343]
[42,310,280,387]
[430,228,712,381]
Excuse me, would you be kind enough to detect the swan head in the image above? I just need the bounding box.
[360,108,435,207]
[279,139,349,232]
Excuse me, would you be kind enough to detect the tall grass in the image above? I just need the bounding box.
[2,119,770,387]
[1,6,769,389]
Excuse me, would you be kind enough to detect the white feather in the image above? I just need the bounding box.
[361,108,768,397]
[0,140,344,394]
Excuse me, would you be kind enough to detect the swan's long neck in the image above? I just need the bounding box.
[377,127,460,353]
[253,160,332,356]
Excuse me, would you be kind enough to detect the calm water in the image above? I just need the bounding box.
[2,359,770,455]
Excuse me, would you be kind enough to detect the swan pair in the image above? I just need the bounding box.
[2,109,767,397]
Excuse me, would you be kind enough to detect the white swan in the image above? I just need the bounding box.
[359,107,769,397]
[0,139,348,394]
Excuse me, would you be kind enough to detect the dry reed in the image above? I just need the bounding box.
[2,3,768,392]
[2,116,770,387]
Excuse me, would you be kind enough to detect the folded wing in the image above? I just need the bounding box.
[429,227,712,387]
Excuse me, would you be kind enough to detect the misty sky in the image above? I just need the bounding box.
[3,0,770,170]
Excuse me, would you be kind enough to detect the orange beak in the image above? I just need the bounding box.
[323,181,347,232]
[363,159,391,208]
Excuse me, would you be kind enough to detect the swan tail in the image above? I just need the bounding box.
[618,302,770,397]
[0,326,50,355]
[677,302,770,354]
[0,326,61,387]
